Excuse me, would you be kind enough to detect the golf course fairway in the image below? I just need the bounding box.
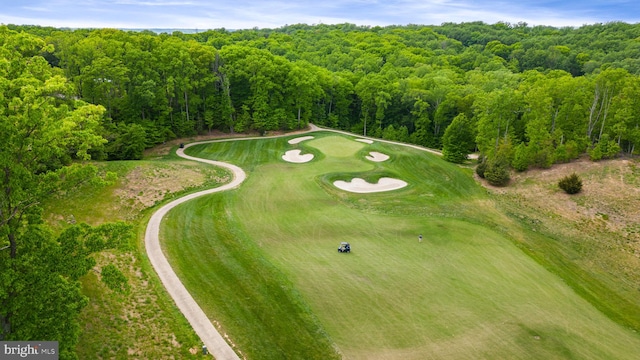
[160,131,640,359]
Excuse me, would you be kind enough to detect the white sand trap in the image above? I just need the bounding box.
[334,177,408,193]
[282,150,314,163]
[288,136,314,144]
[355,138,374,144]
[366,151,390,162]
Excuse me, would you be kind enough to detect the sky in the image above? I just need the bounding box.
[1,0,639,30]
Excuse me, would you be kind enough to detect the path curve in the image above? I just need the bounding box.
[144,124,443,359]
[145,141,246,360]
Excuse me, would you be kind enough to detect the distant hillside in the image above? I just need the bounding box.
[121,28,213,34]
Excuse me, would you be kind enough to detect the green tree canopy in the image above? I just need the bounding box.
[0,27,127,358]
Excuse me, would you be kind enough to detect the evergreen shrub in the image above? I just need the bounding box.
[558,173,583,194]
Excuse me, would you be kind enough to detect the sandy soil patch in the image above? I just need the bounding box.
[288,136,314,144]
[355,138,374,144]
[113,163,229,215]
[366,151,390,162]
[334,177,408,193]
[115,165,204,208]
[282,150,314,163]
[480,157,640,294]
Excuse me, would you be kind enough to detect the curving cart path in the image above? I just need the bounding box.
[145,140,247,360]
[144,124,444,359]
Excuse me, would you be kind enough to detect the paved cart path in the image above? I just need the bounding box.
[145,140,247,360]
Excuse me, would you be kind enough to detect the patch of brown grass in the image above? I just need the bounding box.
[478,156,640,300]
[110,162,230,221]
[116,164,202,208]
[501,157,640,245]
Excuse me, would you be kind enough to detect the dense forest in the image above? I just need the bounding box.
[5,22,640,174]
[2,21,640,357]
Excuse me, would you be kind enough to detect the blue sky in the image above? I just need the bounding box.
[1,0,639,30]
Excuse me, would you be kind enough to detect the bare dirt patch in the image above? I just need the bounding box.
[114,162,230,216]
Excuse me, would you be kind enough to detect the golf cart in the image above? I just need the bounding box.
[338,242,351,253]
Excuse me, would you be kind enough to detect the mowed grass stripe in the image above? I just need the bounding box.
[164,132,640,359]
[161,192,339,359]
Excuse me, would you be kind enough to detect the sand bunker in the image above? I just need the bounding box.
[334,177,408,193]
[355,138,374,144]
[366,151,390,162]
[288,136,314,144]
[282,150,314,163]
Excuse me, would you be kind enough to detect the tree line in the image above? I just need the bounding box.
[6,21,640,172]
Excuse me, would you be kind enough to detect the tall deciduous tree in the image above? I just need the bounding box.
[355,72,391,136]
[0,27,123,358]
[286,61,322,129]
[474,87,523,159]
[442,113,476,163]
[587,68,628,143]
[611,76,640,154]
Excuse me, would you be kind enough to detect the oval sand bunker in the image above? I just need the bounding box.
[334,177,408,193]
[366,151,390,162]
[282,149,314,163]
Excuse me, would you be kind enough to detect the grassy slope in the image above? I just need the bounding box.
[163,132,640,359]
[44,158,229,359]
[487,158,640,331]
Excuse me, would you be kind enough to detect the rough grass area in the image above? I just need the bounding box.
[45,160,230,227]
[170,132,640,359]
[42,157,231,359]
[76,252,201,359]
[482,156,640,331]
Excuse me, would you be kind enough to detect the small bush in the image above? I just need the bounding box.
[443,148,467,164]
[553,140,580,163]
[476,160,487,178]
[558,173,583,194]
[484,161,510,186]
[588,134,621,161]
[101,264,130,294]
[511,143,530,172]
[587,145,603,161]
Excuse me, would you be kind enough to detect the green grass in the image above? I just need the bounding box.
[76,251,202,359]
[161,132,640,359]
[45,158,231,229]
[42,157,227,359]
[44,161,137,229]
